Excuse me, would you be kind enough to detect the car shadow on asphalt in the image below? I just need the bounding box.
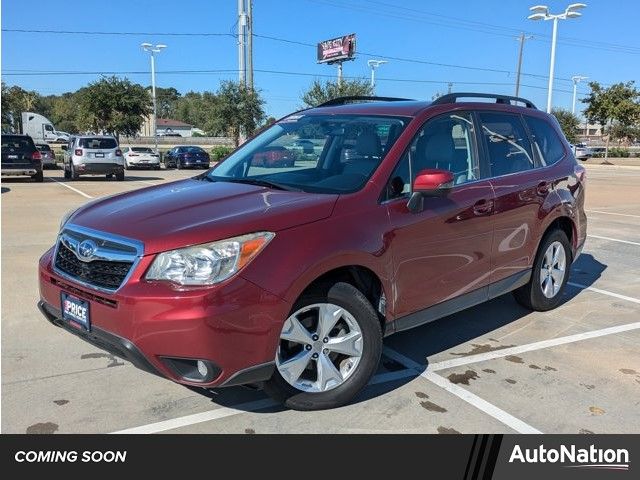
[185,253,607,412]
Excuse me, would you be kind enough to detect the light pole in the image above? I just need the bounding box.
[367,59,388,90]
[571,75,588,114]
[141,43,167,153]
[528,3,587,113]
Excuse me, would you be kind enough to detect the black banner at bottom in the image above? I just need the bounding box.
[1,434,636,478]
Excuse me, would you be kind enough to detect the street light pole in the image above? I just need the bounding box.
[571,75,588,114]
[528,3,587,113]
[367,59,388,90]
[141,43,166,153]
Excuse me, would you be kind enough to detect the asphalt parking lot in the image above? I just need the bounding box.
[2,164,639,434]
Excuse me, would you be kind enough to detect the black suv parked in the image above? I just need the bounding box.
[1,134,44,182]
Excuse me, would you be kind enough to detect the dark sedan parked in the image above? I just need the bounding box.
[164,146,210,169]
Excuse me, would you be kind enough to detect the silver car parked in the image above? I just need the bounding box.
[62,136,125,180]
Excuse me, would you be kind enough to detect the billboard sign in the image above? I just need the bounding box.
[317,34,356,64]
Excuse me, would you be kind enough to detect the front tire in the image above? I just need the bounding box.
[264,282,382,411]
[513,229,572,311]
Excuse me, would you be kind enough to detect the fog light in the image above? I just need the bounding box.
[197,360,208,377]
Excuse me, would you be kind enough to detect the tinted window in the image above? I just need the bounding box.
[525,116,566,166]
[79,137,117,149]
[1,136,36,152]
[210,114,407,194]
[478,112,534,176]
[386,112,479,200]
[36,144,52,151]
[179,147,205,153]
[132,147,154,153]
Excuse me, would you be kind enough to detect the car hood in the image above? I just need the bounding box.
[69,178,338,254]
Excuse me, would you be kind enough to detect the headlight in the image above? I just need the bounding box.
[146,232,275,286]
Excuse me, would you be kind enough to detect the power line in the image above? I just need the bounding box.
[1,28,611,86]
[308,0,640,55]
[0,68,586,94]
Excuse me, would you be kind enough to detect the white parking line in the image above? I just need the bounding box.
[422,371,542,434]
[48,177,93,199]
[587,235,640,246]
[110,368,418,434]
[382,347,541,434]
[425,321,640,372]
[567,282,640,305]
[586,210,640,219]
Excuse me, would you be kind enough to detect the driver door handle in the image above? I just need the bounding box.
[473,199,494,216]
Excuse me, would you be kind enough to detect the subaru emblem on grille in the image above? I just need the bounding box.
[77,239,97,261]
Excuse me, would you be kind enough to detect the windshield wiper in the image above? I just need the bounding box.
[224,178,301,192]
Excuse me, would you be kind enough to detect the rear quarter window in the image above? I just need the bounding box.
[524,116,566,166]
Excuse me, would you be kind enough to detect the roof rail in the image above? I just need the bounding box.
[431,92,537,109]
[316,96,414,107]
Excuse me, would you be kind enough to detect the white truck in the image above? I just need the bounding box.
[21,112,70,143]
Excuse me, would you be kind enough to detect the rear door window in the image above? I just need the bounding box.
[524,116,566,166]
[478,112,535,177]
[79,138,117,149]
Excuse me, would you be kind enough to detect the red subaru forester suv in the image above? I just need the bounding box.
[39,93,586,410]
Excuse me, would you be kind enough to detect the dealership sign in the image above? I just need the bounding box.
[317,34,356,63]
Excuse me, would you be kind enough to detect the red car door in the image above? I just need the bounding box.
[477,111,545,288]
[384,112,495,327]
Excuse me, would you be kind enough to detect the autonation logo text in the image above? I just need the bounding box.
[509,444,630,471]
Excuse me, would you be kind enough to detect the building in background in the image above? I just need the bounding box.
[578,123,604,143]
[139,116,195,137]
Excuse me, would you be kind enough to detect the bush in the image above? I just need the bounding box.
[211,145,234,161]
[608,147,630,157]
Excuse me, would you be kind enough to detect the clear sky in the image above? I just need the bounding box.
[2,0,639,118]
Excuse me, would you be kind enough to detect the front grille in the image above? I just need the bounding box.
[55,241,133,290]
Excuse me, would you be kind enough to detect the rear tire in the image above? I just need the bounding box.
[64,164,71,179]
[115,171,125,181]
[32,170,44,182]
[264,282,382,411]
[70,163,79,180]
[513,229,572,311]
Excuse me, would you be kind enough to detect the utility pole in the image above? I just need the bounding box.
[337,63,343,86]
[571,75,588,114]
[246,0,253,90]
[515,33,532,97]
[448,82,453,94]
[237,0,246,85]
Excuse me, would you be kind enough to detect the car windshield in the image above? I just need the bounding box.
[79,137,117,149]
[208,114,408,193]
[132,147,153,153]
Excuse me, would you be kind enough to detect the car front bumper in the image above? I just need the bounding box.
[38,248,289,387]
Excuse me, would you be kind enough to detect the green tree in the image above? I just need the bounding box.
[152,86,181,119]
[301,79,374,107]
[1,82,44,132]
[76,76,152,138]
[551,108,581,144]
[211,81,265,146]
[582,81,640,157]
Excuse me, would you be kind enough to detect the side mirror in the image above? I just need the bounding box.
[61,145,68,151]
[407,169,455,213]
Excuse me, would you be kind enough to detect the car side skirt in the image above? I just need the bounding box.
[386,269,532,335]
